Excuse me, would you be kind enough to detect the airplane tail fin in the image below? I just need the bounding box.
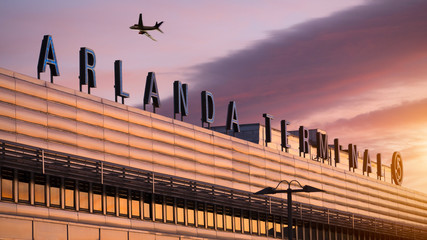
[138,13,143,27]
[156,21,164,33]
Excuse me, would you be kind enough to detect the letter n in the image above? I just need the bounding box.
[348,144,358,172]
[37,35,59,83]
[173,81,188,120]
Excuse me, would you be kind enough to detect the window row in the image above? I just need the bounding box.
[0,168,400,240]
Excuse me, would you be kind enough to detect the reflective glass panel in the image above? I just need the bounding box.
[143,193,152,220]
[234,209,241,232]
[267,215,274,237]
[18,171,30,202]
[119,188,128,216]
[50,176,61,206]
[225,207,233,231]
[65,179,75,208]
[106,186,116,214]
[207,204,214,229]
[275,216,282,238]
[34,173,46,204]
[243,210,250,234]
[259,214,266,236]
[1,168,13,200]
[187,201,195,226]
[165,197,174,223]
[197,202,205,227]
[251,211,258,234]
[79,181,89,210]
[216,206,224,230]
[131,191,140,218]
[92,183,102,212]
[155,195,163,221]
[176,198,185,225]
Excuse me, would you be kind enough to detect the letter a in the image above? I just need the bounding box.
[144,72,161,113]
[226,101,240,134]
[37,35,59,83]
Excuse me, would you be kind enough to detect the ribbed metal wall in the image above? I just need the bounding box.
[0,68,426,230]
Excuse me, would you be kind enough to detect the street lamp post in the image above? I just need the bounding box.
[254,180,325,240]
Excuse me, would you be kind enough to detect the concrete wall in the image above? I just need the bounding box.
[0,68,426,229]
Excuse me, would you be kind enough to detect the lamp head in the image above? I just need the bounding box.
[254,187,276,195]
[302,185,325,193]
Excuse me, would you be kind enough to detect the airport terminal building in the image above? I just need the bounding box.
[0,67,427,240]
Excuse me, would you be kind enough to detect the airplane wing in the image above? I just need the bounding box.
[143,32,156,41]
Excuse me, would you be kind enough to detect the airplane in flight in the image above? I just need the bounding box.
[130,13,163,41]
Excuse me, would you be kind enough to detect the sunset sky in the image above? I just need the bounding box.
[1,0,427,193]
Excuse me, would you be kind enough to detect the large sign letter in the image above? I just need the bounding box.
[173,81,189,121]
[144,72,160,113]
[377,153,382,180]
[317,131,329,164]
[226,101,240,134]
[391,152,403,186]
[79,47,96,94]
[37,35,59,83]
[281,120,291,152]
[201,91,215,128]
[299,126,309,157]
[263,114,273,146]
[114,60,129,104]
[334,138,340,166]
[363,149,372,176]
[348,144,358,172]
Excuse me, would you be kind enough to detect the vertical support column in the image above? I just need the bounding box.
[89,182,93,213]
[45,175,50,207]
[13,169,18,203]
[30,172,35,205]
[102,185,107,215]
[128,189,132,219]
[75,180,79,212]
[288,189,293,240]
[115,187,119,217]
[60,177,65,209]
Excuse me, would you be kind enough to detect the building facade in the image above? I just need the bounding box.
[0,68,426,239]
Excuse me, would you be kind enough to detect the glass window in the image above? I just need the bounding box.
[225,207,233,231]
[118,188,128,216]
[143,192,152,220]
[154,195,163,221]
[176,198,185,225]
[1,168,13,200]
[18,171,30,202]
[34,173,46,204]
[234,209,242,232]
[106,186,116,215]
[312,222,317,240]
[243,210,250,234]
[131,190,140,218]
[165,197,174,223]
[297,221,304,240]
[207,204,214,229]
[187,200,195,226]
[79,181,89,211]
[259,213,266,236]
[64,179,75,209]
[197,202,205,227]
[305,222,311,240]
[336,227,342,240]
[324,224,329,240]
[251,211,258,234]
[318,223,324,240]
[216,206,224,230]
[50,176,61,207]
[267,215,274,237]
[275,216,282,238]
[92,183,102,212]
